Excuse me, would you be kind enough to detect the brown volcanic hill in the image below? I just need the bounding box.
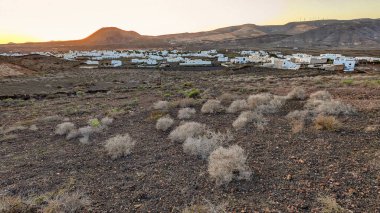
[80,27,142,45]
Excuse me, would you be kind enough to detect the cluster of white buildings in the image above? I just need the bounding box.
[1,49,379,72]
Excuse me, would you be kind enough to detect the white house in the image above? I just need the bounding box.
[333,57,355,72]
[217,56,229,62]
[231,57,249,64]
[85,60,99,65]
[265,58,300,70]
[111,60,122,67]
[320,54,343,60]
[180,59,212,66]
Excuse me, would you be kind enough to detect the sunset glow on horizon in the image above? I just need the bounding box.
[1,0,380,44]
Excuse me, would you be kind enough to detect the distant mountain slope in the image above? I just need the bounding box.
[1,18,380,51]
[271,19,380,48]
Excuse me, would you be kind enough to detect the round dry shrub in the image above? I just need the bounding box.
[153,100,170,110]
[218,93,236,105]
[156,116,174,131]
[178,108,196,119]
[201,100,224,114]
[169,122,206,143]
[104,134,136,159]
[247,93,272,109]
[226,99,249,113]
[55,122,75,135]
[183,130,233,159]
[286,87,307,100]
[309,90,332,101]
[208,145,251,185]
[314,100,356,115]
[314,114,342,131]
[232,111,266,130]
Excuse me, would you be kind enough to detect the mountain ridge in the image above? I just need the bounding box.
[1,18,380,51]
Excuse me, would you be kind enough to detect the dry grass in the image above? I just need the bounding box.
[317,196,347,213]
[153,100,170,110]
[218,93,236,105]
[78,126,94,144]
[183,130,233,159]
[104,134,136,159]
[310,90,333,101]
[201,100,224,114]
[169,122,206,143]
[178,108,196,119]
[286,87,307,100]
[314,100,356,115]
[226,99,249,113]
[247,93,272,109]
[55,122,75,135]
[208,145,251,186]
[314,115,342,131]
[156,116,174,131]
[286,110,313,133]
[43,191,91,213]
[101,117,114,126]
[256,96,286,114]
[175,98,199,108]
[0,196,33,213]
[232,111,266,130]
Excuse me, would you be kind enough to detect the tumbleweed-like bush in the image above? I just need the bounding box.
[104,134,136,159]
[153,100,170,110]
[208,145,251,185]
[226,99,249,113]
[169,122,206,143]
[232,111,266,130]
[201,100,224,114]
[55,122,75,135]
[178,108,196,119]
[286,87,307,100]
[247,93,272,109]
[156,116,174,131]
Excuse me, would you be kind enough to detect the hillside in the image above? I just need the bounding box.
[1,19,380,51]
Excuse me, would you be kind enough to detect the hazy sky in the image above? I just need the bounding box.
[0,0,379,44]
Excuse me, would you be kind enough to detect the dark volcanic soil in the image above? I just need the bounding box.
[0,56,379,212]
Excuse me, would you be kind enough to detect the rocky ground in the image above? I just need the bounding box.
[0,56,379,212]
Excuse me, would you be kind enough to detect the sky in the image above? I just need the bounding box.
[0,0,379,44]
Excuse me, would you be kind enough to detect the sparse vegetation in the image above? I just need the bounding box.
[156,116,174,131]
[104,134,136,159]
[226,99,249,113]
[208,145,251,186]
[178,107,196,119]
[153,100,170,110]
[183,130,233,159]
[43,191,91,213]
[201,100,224,114]
[232,111,266,130]
[55,122,75,135]
[309,90,332,101]
[169,122,206,143]
[247,93,272,109]
[286,87,307,100]
[318,196,347,213]
[314,115,342,131]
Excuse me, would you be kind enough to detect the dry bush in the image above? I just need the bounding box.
[232,111,266,130]
[314,100,356,115]
[226,99,249,113]
[286,110,313,133]
[78,126,94,144]
[174,98,198,108]
[247,93,272,109]
[178,108,196,119]
[43,191,91,213]
[183,130,233,159]
[201,100,224,114]
[156,116,174,131]
[310,90,332,101]
[286,87,307,100]
[218,93,236,105]
[101,117,114,126]
[208,145,251,186]
[55,122,75,135]
[169,122,206,143]
[256,96,286,114]
[0,196,33,213]
[364,125,379,132]
[104,134,136,159]
[314,115,342,131]
[318,196,347,213]
[29,125,38,131]
[305,99,325,109]
[153,100,170,110]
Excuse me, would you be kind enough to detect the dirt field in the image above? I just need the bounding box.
[0,56,379,212]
